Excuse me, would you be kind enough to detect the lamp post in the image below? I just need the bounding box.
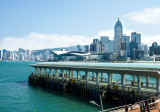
[89,94,103,112]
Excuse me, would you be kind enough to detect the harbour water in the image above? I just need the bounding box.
[0,61,102,112]
[0,61,159,112]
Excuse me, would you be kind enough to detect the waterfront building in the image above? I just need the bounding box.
[130,32,141,59]
[0,50,3,60]
[51,51,91,61]
[90,39,102,54]
[108,40,114,53]
[121,35,130,59]
[131,32,141,50]
[141,44,148,57]
[100,36,109,54]
[149,42,158,56]
[77,45,81,52]
[114,18,123,53]
[84,45,89,52]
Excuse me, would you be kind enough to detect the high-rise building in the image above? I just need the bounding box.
[0,50,3,60]
[100,36,109,54]
[77,45,81,51]
[141,44,148,57]
[114,18,123,53]
[131,32,141,49]
[108,40,114,53]
[114,18,123,37]
[121,35,130,59]
[149,42,158,56]
[90,39,102,54]
[84,45,89,52]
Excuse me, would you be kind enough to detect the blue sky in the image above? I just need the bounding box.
[1,0,160,50]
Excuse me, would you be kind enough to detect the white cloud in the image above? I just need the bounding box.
[0,32,93,51]
[1,30,160,51]
[124,7,160,24]
[142,34,160,46]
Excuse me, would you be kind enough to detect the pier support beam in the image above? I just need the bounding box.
[96,72,99,86]
[121,74,125,90]
[146,76,149,87]
[138,75,141,93]
[40,68,43,75]
[101,72,103,81]
[77,71,80,83]
[62,69,64,81]
[133,75,135,84]
[55,69,58,78]
[85,71,89,85]
[108,73,112,88]
[35,67,38,75]
[69,70,72,82]
[92,72,95,80]
[156,76,160,96]
[45,68,47,76]
[71,70,73,78]
[49,69,52,78]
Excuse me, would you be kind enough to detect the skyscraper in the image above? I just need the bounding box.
[121,35,130,58]
[114,18,123,53]
[100,36,109,54]
[114,18,123,37]
[131,32,141,49]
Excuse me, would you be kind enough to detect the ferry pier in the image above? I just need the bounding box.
[28,63,160,106]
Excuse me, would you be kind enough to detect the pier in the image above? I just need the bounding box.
[28,62,160,106]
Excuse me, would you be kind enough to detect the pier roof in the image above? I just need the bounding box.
[31,62,160,76]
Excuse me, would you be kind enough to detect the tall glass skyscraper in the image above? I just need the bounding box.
[114,18,123,53]
[114,18,123,37]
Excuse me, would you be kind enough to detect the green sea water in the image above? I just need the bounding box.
[0,61,102,112]
[0,61,159,112]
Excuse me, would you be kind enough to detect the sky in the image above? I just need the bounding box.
[1,0,160,51]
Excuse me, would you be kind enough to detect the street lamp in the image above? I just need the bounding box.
[89,94,104,112]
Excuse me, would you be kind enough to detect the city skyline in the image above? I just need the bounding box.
[1,0,160,50]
